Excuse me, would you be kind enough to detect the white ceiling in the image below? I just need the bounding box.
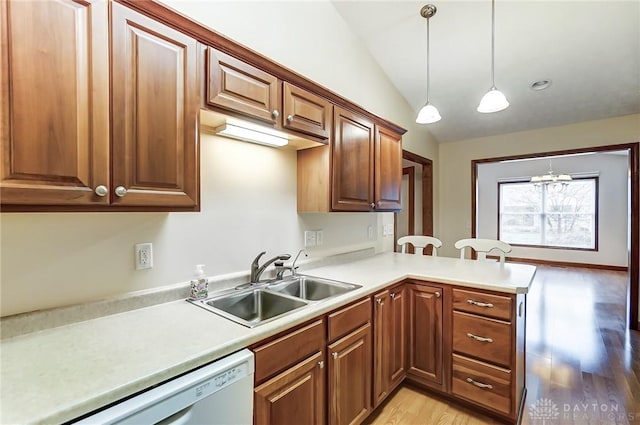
[332,1,640,143]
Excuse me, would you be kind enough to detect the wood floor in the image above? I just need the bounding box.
[365,265,640,425]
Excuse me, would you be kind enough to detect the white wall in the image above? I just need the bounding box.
[477,153,628,267]
[0,1,438,317]
[439,113,639,258]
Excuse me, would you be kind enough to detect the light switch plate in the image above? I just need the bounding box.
[304,231,317,247]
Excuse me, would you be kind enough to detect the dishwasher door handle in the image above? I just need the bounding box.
[157,406,193,425]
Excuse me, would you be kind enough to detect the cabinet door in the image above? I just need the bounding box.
[328,323,372,425]
[0,0,109,206]
[408,283,443,387]
[331,107,374,211]
[111,3,199,208]
[282,82,332,141]
[389,286,407,387]
[255,351,325,425]
[374,125,402,211]
[207,47,279,125]
[373,290,391,406]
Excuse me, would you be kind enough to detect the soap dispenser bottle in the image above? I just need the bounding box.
[189,264,208,300]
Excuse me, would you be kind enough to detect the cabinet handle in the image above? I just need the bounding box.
[318,361,324,369]
[467,299,493,308]
[466,333,493,343]
[94,185,108,197]
[466,377,493,390]
[114,186,127,197]
[272,109,280,118]
[435,291,441,298]
[370,202,375,209]
[332,352,338,359]
[287,115,293,122]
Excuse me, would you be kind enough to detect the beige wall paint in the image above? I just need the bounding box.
[438,113,640,258]
[0,1,438,316]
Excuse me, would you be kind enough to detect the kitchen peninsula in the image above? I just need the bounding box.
[0,253,535,424]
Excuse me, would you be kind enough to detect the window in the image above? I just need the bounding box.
[498,178,598,250]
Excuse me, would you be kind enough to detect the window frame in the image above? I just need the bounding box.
[497,176,599,251]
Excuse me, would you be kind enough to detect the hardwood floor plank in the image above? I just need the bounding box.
[365,265,640,425]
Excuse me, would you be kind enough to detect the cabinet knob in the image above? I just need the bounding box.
[114,186,128,197]
[370,202,375,209]
[390,293,396,300]
[272,109,280,118]
[318,360,324,369]
[287,115,293,122]
[332,352,338,359]
[94,185,108,197]
[376,298,382,305]
[435,291,441,298]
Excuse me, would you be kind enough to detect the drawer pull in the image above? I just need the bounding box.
[467,332,493,343]
[466,377,493,390]
[467,299,493,308]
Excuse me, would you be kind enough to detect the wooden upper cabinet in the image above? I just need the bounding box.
[206,47,280,125]
[374,125,402,211]
[331,107,375,211]
[282,82,331,141]
[0,0,110,206]
[110,2,199,208]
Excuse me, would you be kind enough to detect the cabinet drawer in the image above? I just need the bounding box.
[328,298,371,342]
[453,311,512,368]
[253,319,325,383]
[452,288,512,321]
[452,354,512,416]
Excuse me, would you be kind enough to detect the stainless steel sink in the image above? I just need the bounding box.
[190,288,308,328]
[268,275,362,301]
[188,275,361,327]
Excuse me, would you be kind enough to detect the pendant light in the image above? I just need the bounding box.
[530,160,572,188]
[416,4,441,124]
[477,0,509,113]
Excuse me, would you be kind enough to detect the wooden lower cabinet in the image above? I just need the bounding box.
[373,285,406,407]
[406,282,444,389]
[254,351,325,425]
[328,323,372,425]
[252,283,525,425]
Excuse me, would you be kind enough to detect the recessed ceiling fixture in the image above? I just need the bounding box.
[477,0,509,113]
[530,160,572,189]
[530,80,551,91]
[215,123,288,147]
[416,4,441,124]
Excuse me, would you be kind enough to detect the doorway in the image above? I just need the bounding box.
[471,142,639,331]
[394,150,433,254]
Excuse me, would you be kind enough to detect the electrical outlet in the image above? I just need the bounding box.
[315,230,324,246]
[304,231,317,247]
[135,243,153,270]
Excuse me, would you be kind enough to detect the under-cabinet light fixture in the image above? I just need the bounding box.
[215,123,288,147]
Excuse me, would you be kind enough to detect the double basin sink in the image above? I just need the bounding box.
[189,275,362,328]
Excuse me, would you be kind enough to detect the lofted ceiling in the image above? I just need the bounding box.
[332,1,640,143]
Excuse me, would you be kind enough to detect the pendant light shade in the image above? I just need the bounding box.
[477,0,509,113]
[477,87,509,113]
[416,102,442,124]
[416,4,441,124]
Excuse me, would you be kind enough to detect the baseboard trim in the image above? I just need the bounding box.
[487,256,628,272]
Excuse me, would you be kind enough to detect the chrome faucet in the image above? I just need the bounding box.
[275,249,308,280]
[250,251,291,283]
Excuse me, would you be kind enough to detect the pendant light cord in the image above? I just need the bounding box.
[490,0,496,89]
[426,16,431,102]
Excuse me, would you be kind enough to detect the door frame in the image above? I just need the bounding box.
[395,166,416,253]
[471,142,639,331]
[395,151,434,253]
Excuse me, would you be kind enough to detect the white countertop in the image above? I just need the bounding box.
[0,253,536,424]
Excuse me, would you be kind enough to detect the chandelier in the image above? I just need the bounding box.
[530,160,572,188]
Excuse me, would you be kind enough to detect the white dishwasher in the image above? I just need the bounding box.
[76,349,254,425]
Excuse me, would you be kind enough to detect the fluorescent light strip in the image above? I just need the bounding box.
[215,123,288,147]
